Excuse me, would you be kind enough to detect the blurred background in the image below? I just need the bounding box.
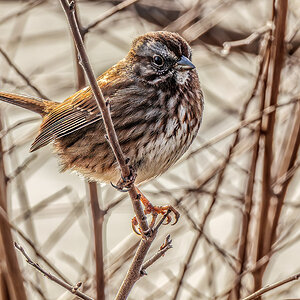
[0,0,299,299]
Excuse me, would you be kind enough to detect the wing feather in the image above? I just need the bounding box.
[30,60,132,152]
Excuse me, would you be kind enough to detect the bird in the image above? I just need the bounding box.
[0,31,204,227]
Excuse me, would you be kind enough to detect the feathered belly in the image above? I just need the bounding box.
[53,101,202,185]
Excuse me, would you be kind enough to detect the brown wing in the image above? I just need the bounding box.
[30,86,101,151]
[30,61,130,152]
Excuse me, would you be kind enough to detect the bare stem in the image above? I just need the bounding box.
[0,112,27,299]
[242,272,300,300]
[140,234,172,276]
[14,243,93,300]
[115,211,171,300]
[85,0,140,33]
[88,182,105,300]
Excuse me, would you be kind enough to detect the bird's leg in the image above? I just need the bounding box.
[132,187,180,234]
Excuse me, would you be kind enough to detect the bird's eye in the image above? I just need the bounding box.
[153,55,164,67]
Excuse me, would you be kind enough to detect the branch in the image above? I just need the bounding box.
[140,234,172,276]
[72,3,106,298]
[254,0,288,289]
[85,0,140,33]
[59,0,149,236]
[14,243,93,300]
[0,0,45,26]
[88,182,105,300]
[242,272,300,300]
[184,98,300,162]
[222,22,273,56]
[115,211,171,300]
[0,112,27,299]
[0,206,71,285]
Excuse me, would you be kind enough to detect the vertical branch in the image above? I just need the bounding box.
[254,0,288,291]
[270,102,300,244]
[229,32,272,300]
[88,182,105,300]
[59,0,149,236]
[0,114,27,299]
[73,3,105,299]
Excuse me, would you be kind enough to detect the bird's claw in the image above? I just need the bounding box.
[110,182,131,192]
[111,165,136,192]
[131,217,141,235]
[145,204,180,226]
[131,204,180,235]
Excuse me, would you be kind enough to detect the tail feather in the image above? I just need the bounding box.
[0,92,54,115]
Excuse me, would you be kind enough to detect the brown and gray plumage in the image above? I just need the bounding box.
[0,31,204,184]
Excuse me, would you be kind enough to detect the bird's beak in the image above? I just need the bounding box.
[175,55,195,71]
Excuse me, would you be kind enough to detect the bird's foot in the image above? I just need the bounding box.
[111,165,136,192]
[131,189,180,235]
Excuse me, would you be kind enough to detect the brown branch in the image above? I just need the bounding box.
[115,211,171,300]
[0,113,27,299]
[73,4,106,298]
[222,22,273,56]
[59,0,149,236]
[85,0,140,33]
[13,186,72,224]
[0,207,71,285]
[228,30,272,300]
[0,117,39,139]
[181,0,236,43]
[270,102,300,245]
[254,0,288,290]
[88,182,105,300]
[14,243,93,300]
[7,154,37,181]
[242,272,300,300]
[163,1,204,32]
[140,234,172,276]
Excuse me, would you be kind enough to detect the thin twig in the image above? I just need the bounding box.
[184,99,299,162]
[85,0,140,33]
[0,117,39,139]
[242,272,300,300]
[14,243,93,300]
[0,207,71,284]
[182,0,236,43]
[7,154,37,181]
[140,234,172,276]
[115,211,171,300]
[222,22,273,56]
[73,3,106,297]
[0,112,27,299]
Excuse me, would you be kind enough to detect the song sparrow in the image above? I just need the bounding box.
[0,31,204,223]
